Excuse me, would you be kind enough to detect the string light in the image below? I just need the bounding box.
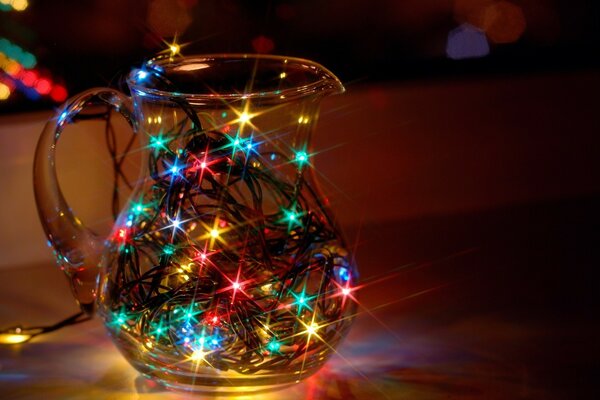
[239,111,251,123]
[297,116,309,124]
[0,312,90,345]
[169,43,181,57]
[295,150,309,165]
[23,63,359,382]
[266,339,281,353]
[283,204,302,231]
[306,322,319,336]
[230,104,259,132]
[163,244,175,255]
[337,267,350,282]
[290,286,316,315]
[132,203,145,215]
[0,333,31,344]
[2,56,358,395]
[98,109,357,376]
[149,133,169,152]
[136,70,148,81]
[188,348,204,362]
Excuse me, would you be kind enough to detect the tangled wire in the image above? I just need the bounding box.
[98,66,357,382]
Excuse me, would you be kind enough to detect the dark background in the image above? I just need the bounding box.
[1,0,599,113]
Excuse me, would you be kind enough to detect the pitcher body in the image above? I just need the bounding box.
[35,54,357,392]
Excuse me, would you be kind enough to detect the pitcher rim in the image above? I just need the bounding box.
[127,53,345,103]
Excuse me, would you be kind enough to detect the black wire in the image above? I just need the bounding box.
[0,312,90,344]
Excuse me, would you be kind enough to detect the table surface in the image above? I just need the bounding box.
[1,73,599,399]
[1,196,598,400]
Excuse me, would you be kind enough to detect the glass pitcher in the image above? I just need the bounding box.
[33,54,357,393]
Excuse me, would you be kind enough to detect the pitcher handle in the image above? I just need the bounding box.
[33,88,135,315]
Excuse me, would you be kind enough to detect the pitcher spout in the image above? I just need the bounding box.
[318,68,345,96]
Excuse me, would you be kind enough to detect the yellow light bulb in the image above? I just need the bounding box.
[0,333,31,344]
[191,348,207,361]
[306,323,319,335]
[239,112,251,123]
[170,44,180,55]
[210,229,219,238]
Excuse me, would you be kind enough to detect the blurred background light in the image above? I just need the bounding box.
[251,35,275,54]
[446,23,490,60]
[453,0,527,44]
[11,0,28,12]
[49,85,67,102]
[0,81,11,100]
[147,0,194,38]
[0,38,37,68]
[481,1,526,44]
[0,0,597,112]
[0,0,28,12]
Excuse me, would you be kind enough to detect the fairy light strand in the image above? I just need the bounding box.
[99,66,358,379]
[2,61,358,384]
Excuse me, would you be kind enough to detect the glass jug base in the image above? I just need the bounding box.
[154,377,297,394]
[133,361,317,394]
[109,314,336,394]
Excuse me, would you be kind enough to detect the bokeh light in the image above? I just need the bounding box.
[147,0,194,37]
[454,0,526,45]
[252,35,275,53]
[0,82,11,100]
[446,23,490,60]
[454,0,494,28]
[35,79,52,95]
[0,0,28,12]
[50,85,68,102]
[0,38,37,68]
[482,1,527,44]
